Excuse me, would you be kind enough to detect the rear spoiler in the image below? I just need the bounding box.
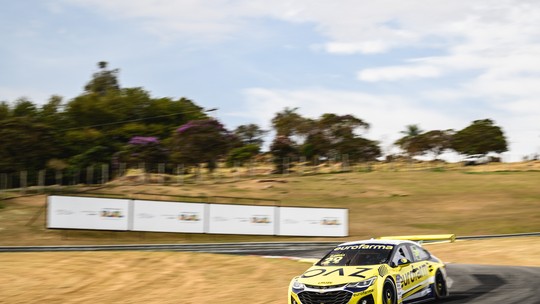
[377,234,456,243]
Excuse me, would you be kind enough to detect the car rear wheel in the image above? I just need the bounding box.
[434,270,448,299]
[382,279,397,304]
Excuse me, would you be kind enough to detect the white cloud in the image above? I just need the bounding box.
[358,65,441,82]
[55,0,540,158]
[61,0,257,42]
[325,41,388,55]
[53,1,482,47]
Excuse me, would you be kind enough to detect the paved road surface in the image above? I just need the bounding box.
[440,264,540,304]
[236,248,540,304]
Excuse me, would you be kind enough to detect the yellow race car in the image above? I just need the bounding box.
[288,239,449,304]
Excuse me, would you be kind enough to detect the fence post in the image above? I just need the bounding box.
[283,157,289,176]
[0,173,6,191]
[158,163,165,185]
[87,166,94,185]
[38,170,45,193]
[196,164,202,183]
[176,164,184,185]
[73,168,80,185]
[342,154,350,172]
[119,163,126,177]
[234,161,240,181]
[55,170,62,186]
[20,171,27,194]
[102,164,109,184]
[138,162,147,184]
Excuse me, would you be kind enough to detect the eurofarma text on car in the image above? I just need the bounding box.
[288,237,450,304]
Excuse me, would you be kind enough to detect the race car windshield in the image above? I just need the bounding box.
[316,244,394,266]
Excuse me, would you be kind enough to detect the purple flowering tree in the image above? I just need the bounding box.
[115,136,167,167]
[170,119,235,172]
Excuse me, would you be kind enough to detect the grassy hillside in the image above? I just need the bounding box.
[0,170,539,245]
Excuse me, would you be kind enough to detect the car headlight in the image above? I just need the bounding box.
[292,279,305,290]
[347,277,377,288]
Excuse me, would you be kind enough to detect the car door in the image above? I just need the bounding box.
[403,244,432,300]
[390,245,415,302]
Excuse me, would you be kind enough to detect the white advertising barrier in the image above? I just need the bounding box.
[278,207,348,237]
[132,200,206,233]
[208,204,276,235]
[47,195,130,231]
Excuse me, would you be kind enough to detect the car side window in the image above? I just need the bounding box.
[408,244,430,262]
[391,245,413,266]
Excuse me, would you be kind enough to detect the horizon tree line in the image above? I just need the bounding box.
[0,62,510,175]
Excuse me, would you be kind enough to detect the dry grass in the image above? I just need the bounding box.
[0,170,539,245]
[0,251,307,304]
[424,237,540,267]
[0,238,538,304]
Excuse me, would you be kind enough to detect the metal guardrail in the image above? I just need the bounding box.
[0,232,538,253]
[455,232,540,240]
[0,241,341,253]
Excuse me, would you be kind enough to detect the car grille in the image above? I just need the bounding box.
[304,283,347,290]
[298,290,352,304]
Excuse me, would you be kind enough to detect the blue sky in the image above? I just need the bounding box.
[2,0,540,161]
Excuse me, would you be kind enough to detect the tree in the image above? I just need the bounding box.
[299,113,373,162]
[270,109,377,163]
[318,113,369,139]
[226,144,260,167]
[234,124,268,147]
[269,135,298,174]
[316,113,370,159]
[38,95,64,127]
[0,101,10,120]
[115,136,168,167]
[452,119,508,156]
[170,119,234,172]
[62,128,108,168]
[395,124,425,158]
[84,61,120,95]
[396,127,455,160]
[271,107,308,137]
[301,130,332,160]
[400,124,423,137]
[419,130,454,159]
[12,98,37,118]
[338,137,381,162]
[0,118,59,171]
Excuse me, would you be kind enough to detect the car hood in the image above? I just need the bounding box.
[297,265,383,286]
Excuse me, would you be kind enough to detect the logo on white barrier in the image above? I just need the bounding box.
[132,200,205,233]
[47,196,130,231]
[47,196,348,237]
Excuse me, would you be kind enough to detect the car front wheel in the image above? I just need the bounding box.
[434,270,448,299]
[382,279,397,304]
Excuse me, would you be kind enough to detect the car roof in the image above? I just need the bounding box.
[337,239,420,246]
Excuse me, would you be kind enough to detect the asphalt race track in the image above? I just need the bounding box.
[440,264,540,304]
[1,242,539,303]
[237,248,540,304]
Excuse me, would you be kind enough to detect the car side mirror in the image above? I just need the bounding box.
[397,258,411,266]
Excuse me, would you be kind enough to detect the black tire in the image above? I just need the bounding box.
[434,270,448,299]
[382,279,397,304]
